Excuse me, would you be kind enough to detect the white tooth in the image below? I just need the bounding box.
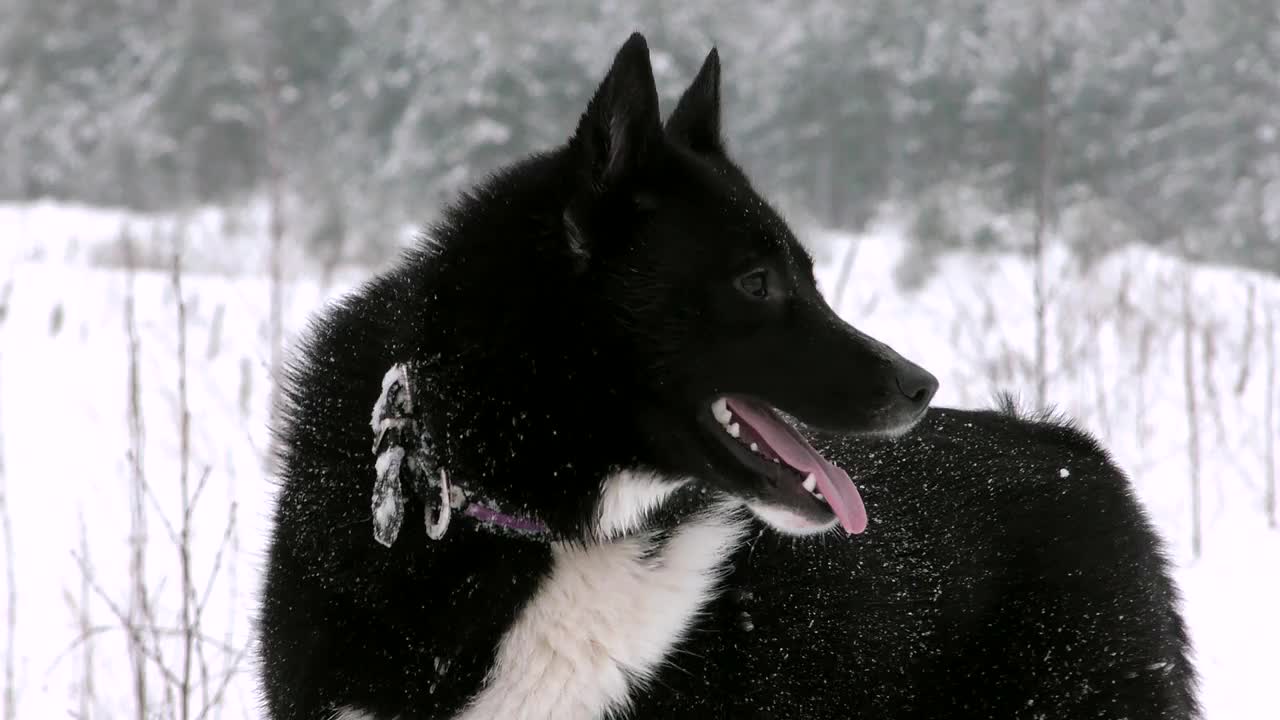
[802,473,817,492]
[772,458,780,464]
[749,443,759,453]
[727,422,740,438]
[814,492,825,501]
[711,398,732,424]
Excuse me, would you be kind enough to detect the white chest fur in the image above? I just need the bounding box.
[455,475,746,720]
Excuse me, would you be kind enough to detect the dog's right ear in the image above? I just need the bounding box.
[565,33,663,269]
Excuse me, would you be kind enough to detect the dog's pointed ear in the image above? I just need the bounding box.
[665,48,722,154]
[571,32,663,193]
[565,33,663,270]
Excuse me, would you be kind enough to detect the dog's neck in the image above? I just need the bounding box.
[454,471,749,720]
[439,470,717,544]
[343,467,749,720]
[592,471,699,540]
[428,376,649,536]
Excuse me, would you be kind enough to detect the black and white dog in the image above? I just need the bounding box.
[257,33,1198,719]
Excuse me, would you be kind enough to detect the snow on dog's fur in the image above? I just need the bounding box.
[257,33,1197,720]
[458,489,746,720]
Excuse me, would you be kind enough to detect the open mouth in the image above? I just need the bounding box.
[710,396,868,534]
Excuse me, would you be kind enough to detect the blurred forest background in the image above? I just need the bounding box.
[3,2,1280,719]
[3,0,1277,274]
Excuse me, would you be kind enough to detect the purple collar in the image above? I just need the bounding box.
[422,472,550,541]
[461,499,551,537]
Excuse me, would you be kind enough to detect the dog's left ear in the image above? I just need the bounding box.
[570,33,663,194]
[665,48,722,155]
[565,32,663,269]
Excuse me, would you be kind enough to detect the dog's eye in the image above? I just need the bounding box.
[738,269,769,299]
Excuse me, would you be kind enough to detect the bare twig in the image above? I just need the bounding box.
[1265,302,1276,528]
[141,474,182,549]
[122,226,151,720]
[192,499,238,718]
[188,465,214,522]
[1235,283,1256,395]
[45,624,242,678]
[1202,323,1231,451]
[1030,1,1056,410]
[1135,316,1155,453]
[220,474,240,720]
[1181,270,1202,559]
[193,645,251,720]
[1089,312,1112,441]
[0,322,14,720]
[264,56,287,472]
[173,237,195,720]
[830,236,860,315]
[71,550,182,689]
[196,505,238,623]
[78,512,94,720]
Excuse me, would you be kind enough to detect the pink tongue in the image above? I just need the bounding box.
[726,398,868,535]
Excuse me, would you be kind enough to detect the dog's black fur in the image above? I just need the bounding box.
[257,33,1198,720]
[630,402,1199,719]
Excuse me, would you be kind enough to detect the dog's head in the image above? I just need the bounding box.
[559,34,938,536]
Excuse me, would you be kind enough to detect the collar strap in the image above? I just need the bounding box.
[461,499,551,537]
[371,363,550,546]
[371,456,551,546]
[442,473,550,538]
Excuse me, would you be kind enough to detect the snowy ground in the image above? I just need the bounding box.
[1,203,1277,718]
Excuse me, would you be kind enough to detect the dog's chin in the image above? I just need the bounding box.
[781,402,929,442]
[745,500,841,536]
[868,404,931,439]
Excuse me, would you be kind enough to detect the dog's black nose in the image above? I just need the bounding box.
[895,363,939,407]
